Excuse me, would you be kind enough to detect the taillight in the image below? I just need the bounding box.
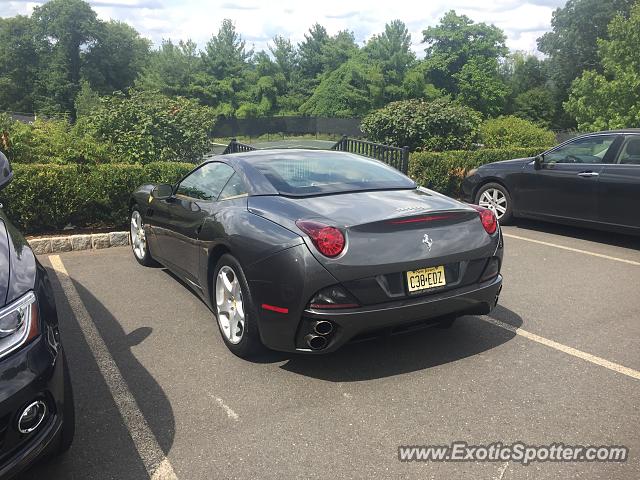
[469,205,498,234]
[295,220,345,258]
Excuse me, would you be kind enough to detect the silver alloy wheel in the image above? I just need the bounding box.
[478,188,508,219]
[130,211,147,260]
[216,266,245,344]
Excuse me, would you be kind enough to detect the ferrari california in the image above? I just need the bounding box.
[129,150,503,358]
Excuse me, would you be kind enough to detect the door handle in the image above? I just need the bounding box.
[577,171,599,178]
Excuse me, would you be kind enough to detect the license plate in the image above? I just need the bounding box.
[406,266,446,293]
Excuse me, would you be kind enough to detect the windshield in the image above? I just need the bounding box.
[247,151,415,196]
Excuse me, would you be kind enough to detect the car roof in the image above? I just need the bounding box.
[576,129,640,136]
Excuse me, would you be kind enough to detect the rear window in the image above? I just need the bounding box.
[247,152,415,196]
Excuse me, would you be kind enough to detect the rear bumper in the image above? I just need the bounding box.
[460,175,480,203]
[263,274,502,354]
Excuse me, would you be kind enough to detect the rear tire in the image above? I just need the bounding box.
[213,254,264,358]
[130,207,159,267]
[475,182,513,224]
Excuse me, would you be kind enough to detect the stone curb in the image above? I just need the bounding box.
[27,231,130,255]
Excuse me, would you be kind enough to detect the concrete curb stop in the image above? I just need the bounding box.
[27,231,130,255]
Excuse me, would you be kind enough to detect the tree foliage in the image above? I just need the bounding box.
[565,3,640,130]
[537,0,636,127]
[479,116,556,149]
[82,91,216,164]
[422,11,508,117]
[361,99,482,151]
[2,0,639,133]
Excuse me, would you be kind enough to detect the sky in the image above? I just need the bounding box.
[2,0,566,56]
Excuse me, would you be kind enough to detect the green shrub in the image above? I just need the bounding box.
[479,116,556,149]
[409,147,545,197]
[82,90,216,164]
[0,162,193,233]
[1,117,113,164]
[361,98,482,151]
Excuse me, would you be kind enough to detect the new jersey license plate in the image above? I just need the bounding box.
[406,266,446,293]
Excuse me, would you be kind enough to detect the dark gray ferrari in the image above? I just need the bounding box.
[129,150,503,358]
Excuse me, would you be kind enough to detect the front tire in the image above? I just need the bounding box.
[475,182,513,224]
[213,254,264,358]
[130,207,158,267]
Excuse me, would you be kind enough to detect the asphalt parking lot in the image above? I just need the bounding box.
[20,220,640,480]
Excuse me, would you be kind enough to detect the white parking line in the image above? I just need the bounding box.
[502,233,640,266]
[482,317,640,381]
[214,396,239,421]
[49,255,179,480]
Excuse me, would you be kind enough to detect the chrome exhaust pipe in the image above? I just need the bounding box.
[313,320,334,336]
[305,334,328,350]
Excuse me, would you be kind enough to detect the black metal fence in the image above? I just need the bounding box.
[222,138,257,154]
[331,136,410,174]
[212,116,363,138]
[221,136,410,174]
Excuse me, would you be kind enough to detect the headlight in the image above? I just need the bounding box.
[0,291,39,359]
[466,168,478,178]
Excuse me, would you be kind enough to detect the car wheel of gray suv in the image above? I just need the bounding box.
[475,183,513,224]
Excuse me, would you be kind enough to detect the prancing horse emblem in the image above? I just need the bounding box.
[422,234,433,252]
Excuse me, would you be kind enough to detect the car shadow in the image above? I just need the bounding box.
[509,218,640,250]
[23,269,176,480]
[278,305,522,382]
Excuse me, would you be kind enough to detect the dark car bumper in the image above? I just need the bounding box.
[0,336,67,480]
[294,274,502,353]
[461,173,481,203]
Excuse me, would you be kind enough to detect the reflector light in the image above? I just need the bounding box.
[261,304,289,314]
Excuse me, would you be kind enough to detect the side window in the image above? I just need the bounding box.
[545,135,617,164]
[219,173,248,200]
[176,163,235,200]
[616,137,640,165]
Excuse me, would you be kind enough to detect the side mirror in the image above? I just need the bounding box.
[0,151,13,191]
[534,154,544,170]
[151,183,173,200]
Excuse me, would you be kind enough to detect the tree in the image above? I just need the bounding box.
[565,3,640,130]
[501,52,547,97]
[0,16,40,112]
[298,23,330,79]
[422,11,508,116]
[299,57,382,117]
[365,20,416,102]
[455,58,509,117]
[423,11,508,94]
[513,87,556,128]
[138,39,202,98]
[83,20,150,95]
[201,19,252,80]
[269,35,298,82]
[31,0,100,116]
[538,0,635,127]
